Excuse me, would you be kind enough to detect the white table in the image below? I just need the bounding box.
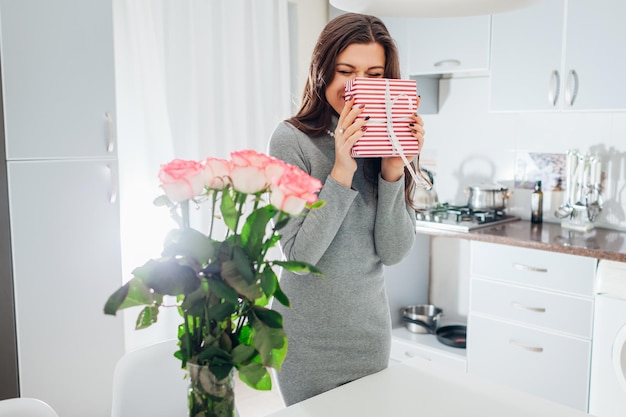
[266,358,594,416]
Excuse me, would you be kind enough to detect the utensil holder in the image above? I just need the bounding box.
[561,205,594,232]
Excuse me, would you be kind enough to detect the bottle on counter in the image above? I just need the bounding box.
[530,222,542,241]
[531,180,543,224]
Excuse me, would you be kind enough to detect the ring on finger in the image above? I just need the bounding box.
[338,127,345,134]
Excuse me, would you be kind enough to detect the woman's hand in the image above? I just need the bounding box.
[381,96,425,182]
[330,98,368,188]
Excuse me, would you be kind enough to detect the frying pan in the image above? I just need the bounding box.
[401,316,467,349]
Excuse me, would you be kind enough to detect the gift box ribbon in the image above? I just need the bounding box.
[368,79,433,190]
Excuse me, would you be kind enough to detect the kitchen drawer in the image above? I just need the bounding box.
[467,315,591,411]
[470,278,594,338]
[391,328,466,372]
[471,241,596,296]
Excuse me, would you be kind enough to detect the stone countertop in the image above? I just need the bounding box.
[416,219,626,262]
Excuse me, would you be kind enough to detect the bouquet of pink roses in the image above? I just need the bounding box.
[104,150,324,399]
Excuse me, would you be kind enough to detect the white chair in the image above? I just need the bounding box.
[111,339,188,417]
[0,397,60,417]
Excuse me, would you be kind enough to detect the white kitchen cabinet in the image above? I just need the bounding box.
[0,0,125,416]
[382,15,491,77]
[469,315,591,410]
[470,240,596,296]
[381,17,412,79]
[0,0,117,159]
[406,16,490,76]
[7,160,124,416]
[467,241,596,411]
[490,0,626,112]
[470,278,593,337]
[381,17,411,78]
[391,327,466,372]
[563,0,626,110]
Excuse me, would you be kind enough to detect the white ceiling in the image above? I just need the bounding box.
[329,0,545,18]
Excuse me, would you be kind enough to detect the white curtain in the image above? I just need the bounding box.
[112,0,293,351]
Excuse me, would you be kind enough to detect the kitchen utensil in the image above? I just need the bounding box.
[586,192,603,222]
[435,325,467,349]
[554,203,574,219]
[573,154,588,205]
[465,183,512,210]
[415,153,434,190]
[401,305,442,334]
[565,150,578,206]
[412,168,439,209]
[401,316,467,349]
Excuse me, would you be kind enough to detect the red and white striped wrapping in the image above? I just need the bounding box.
[344,78,418,158]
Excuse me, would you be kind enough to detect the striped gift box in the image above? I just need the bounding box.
[344,78,418,158]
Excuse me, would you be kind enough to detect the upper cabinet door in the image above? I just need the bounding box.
[407,15,491,76]
[489,0,565,112]
[490,0,626,112]
[0,0,116,159]
[382,17,411,78]
[563,0,626,110]
[382,15,491,77]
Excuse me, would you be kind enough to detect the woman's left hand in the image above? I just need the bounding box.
[381,96,424,182]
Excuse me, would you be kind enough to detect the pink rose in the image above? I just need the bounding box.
[270,165,322,215]
[230,150,275,194]
[265,157,289,184]
[158,159,205,202]
[203,157,231,190]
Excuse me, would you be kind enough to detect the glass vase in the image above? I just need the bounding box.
[187,363,236,417]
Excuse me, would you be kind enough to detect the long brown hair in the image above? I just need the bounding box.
[287,13,416,206]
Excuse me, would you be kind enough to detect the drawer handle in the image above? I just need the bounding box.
[105,111,116,153]
[433,59,461,68]
[509,340,544,353]
[405,351,432,361]
[511,302,546,313]
[107,163,118,204]
[512,263,548,273]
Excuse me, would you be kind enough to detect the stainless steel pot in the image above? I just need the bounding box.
[465,183,512,210]
[401,304,443,334]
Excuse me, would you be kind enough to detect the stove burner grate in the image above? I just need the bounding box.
[415,205,519,232]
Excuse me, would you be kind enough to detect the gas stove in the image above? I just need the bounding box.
[415,205,519,233]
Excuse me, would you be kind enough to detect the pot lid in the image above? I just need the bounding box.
[468,182,508,191]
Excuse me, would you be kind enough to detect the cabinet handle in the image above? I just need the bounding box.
[433,59,461,68]
[511,302,546,313]
[512,263,548,273]
[105,112,116,153]
[565,69,579,107]
[404,351,432,361]
[107,163,118,204]
[509,340,543,353]
[548,70,560,107]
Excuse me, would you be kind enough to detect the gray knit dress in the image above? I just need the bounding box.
[268,120,417,406]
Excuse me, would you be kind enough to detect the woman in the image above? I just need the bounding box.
[268,13,424,405]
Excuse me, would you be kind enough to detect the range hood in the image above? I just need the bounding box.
[329,0,545,18]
